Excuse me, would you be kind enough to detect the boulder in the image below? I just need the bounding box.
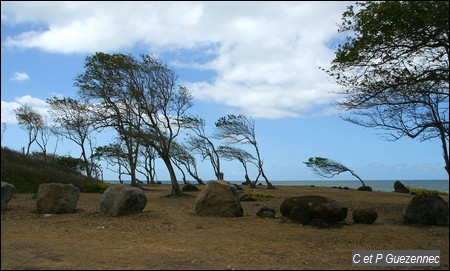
[403,193,448,226]
[357,186,372,191]
[36,183,80,214]
[280,195,347,224]
[256,207,276,218]
[194,180,243,217]
[100,185,147,217]
[352,208,378,224]
[393,181,409,193]
[1,181,16,211]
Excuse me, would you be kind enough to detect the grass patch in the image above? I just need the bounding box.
[242,190,275,200]
[1,147,109,193]
[409,187,448,196]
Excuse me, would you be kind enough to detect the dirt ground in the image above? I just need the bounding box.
[1,183,448,270]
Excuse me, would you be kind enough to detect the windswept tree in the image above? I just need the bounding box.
[185,116,222,180]
[136,144,158,184]
[170,141,204,185]
[303,157,367,188]
[325,1,449,174]
[215,114,276,189]
[47,97,99,179]
[76,53,143,187]
[131,55,194,196]
[33,117,51,163]
[93,143,129,184]
[217,145,257,186]
[76,52,193,196]
[14,105,43,157]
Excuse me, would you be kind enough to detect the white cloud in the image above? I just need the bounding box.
[1,95,50,124]
[9,72,30,82]
[2,1,352,119]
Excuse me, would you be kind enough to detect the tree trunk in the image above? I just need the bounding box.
[162,156,183,197]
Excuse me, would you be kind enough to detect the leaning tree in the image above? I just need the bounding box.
[76,53,194,196]
[324,1,449,175]
[215,114,276,189]
[217,145,257,186]
[303,157,368,188]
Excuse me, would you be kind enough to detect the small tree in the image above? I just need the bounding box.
[14,105,43,157]
[217,145,257,187]
[185,116,222,180]
[303,157,367,187]
[47,97,99,178]
[170,141,204,185]
[215,114,275,189]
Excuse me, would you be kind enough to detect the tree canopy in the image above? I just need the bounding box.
[303,157,366,187]
[325,1,449,174]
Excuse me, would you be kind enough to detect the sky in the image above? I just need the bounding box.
[1,1,448,183]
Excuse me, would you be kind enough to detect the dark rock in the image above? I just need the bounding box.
[309,218,329,228]
[357,186,372,191]
[393,181,409,193]
[403,193,448,226]
[256,207,276,218]
[1,181,16,211]
[288,206,310,224]
[280,195,348,224]
[353,208,378,224]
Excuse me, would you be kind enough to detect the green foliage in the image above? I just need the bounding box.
[409,187,448,196]
[303,157,366,187]
[1,147,107,193]
[326,1,449,174]
[81,182,114,193]
[242,190,274,200]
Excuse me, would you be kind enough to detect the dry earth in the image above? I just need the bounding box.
[1,183,448,270]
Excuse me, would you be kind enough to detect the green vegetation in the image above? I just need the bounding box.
[1,147,113,193]
[242,190,274,200]
[408,187,448,196]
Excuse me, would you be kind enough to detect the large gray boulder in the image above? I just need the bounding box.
[1,181,16,211]
[36,183,80,214]
[403,193,448,226]
[100,184,147,217]
[194,180,243,217]
[280,195,348,224]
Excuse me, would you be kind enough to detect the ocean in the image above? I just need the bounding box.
[105,179,449,193]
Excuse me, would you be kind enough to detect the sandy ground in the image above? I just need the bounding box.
[1,183,448,270]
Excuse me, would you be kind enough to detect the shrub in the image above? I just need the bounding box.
[409,187,448,196]
[80,182,114,193]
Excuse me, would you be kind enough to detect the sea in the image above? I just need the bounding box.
[105,179,449,193]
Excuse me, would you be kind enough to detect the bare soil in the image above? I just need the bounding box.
[1,184,448,270]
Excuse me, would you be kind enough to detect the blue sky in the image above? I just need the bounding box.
[1,1,447,183]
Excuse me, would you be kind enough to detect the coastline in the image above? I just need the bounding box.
[105,179,450,193]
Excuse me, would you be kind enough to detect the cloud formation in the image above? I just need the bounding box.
[9,71,30,82]
[1,95,49,124]
[2,1,351,119]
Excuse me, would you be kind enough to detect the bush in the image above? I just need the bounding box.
[409,187,448,196]
[80,182,114,193]
[1,147,105,193]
